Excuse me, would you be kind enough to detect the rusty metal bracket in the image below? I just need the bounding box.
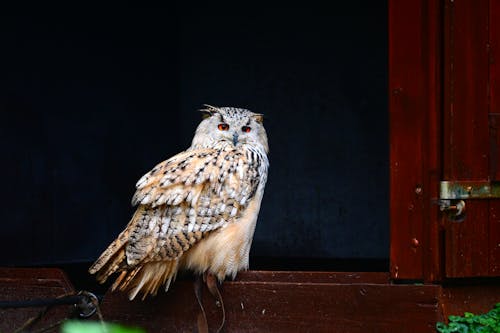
[438,181,500,222]
[439,180,500,199]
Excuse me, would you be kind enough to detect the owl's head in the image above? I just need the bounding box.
[191,105,269,153]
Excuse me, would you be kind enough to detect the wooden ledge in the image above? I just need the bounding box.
[0,267,76,333]
[100,271,440,332]
[233,270,390,284]
[2,268,499,332]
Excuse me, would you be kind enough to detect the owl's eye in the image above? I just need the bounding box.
[241,126,251,133]
[218,123,229,131]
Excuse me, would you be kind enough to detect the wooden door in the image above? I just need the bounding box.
[389,0,500,281]
[442,0,500,277]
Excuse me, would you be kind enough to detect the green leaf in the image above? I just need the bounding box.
[61,320,146,333]
[437,322,452,333]
[436,303,500,333]
[448,322,468,332]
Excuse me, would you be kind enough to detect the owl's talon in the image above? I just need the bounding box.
[206,273,225,333]
[194,275,209,333]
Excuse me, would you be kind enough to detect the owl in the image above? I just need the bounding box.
[89,105,269,301]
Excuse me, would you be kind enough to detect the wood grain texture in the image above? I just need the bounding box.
[489,0,500,277]
[99,271,442,333]
[0,268,75,333]
[421,0,443,283]
[235,270,390,284]
[441,283,500,319]
[490,0,500,181]
[3,268,500,332]
[443,0,500,278]
[445,203,490,276]
[443,0,490,181]
[389,0,442,280]
[489,203,500,275]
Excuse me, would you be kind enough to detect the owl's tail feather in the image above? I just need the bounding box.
[90,243,179,300]
[124,260,179,300]
[89,237,128,284]
[89,206,179,300]
[88,208,142,279]
[89,208,142,284]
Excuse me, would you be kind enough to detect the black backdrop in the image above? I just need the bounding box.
[0,3,388,270]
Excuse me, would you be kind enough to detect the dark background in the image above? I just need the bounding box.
[0,3,388,277]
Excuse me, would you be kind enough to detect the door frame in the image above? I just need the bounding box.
[389,0,443,281]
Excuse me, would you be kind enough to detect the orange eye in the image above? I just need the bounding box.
[218,123,229,131]
[242,126,251,133]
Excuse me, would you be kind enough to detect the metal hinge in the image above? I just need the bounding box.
[440,180,500,199]
[439,180,500,221]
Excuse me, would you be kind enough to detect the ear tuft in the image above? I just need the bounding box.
[199,104,219,119]
[252,113,264,124]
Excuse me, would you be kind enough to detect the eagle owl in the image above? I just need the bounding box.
[89,105,269,300]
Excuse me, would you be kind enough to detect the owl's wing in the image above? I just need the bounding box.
[132,148,256,208]
[123,147,260,266]
[89,146,265,299]
[89,146,261,288]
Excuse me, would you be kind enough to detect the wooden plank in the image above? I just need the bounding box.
[0,268,75,333]
[443,0,491,278]
[490,0,500,181]
[443,0,490,181]
[389,0,442,280]
[389,0,425,281]
[489,0,500,277]
[100,272,442,333]
[4,268,500,332]
[235,270,390,284]
[441,283,500,319]
[445,204,490,276]
[0,267,74,290]
[489,203,500,274]
[421,0,443,283]
[491,114,500,181]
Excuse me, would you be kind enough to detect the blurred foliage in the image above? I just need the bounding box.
[61,320,146,333]
[436,303,500,333]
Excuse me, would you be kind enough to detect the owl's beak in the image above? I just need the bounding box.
[232,132,239,146]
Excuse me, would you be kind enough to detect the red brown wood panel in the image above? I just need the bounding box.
[489,0,500,276]
[489,203,500,274]
[490,114,500,181]
[441,284,500,319]
[0,268,75,333]
[389,0,441,280]
[100,272,442,333]
[443,0,492,278]
[421,0,443,283]
[443,0,490,181]
[235,270,390,284]
[445,203,490,276]
[490,0,500,181]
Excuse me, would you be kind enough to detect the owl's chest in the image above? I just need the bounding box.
[180,186,265,280]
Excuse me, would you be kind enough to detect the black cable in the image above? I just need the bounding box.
[0,291,98,319]
[2,291,101,333]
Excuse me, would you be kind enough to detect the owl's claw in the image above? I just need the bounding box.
[205,273,225,333]
[194,275,209,333]
[195,273,226,333]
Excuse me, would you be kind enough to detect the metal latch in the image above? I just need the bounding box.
[439,180,500,221]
